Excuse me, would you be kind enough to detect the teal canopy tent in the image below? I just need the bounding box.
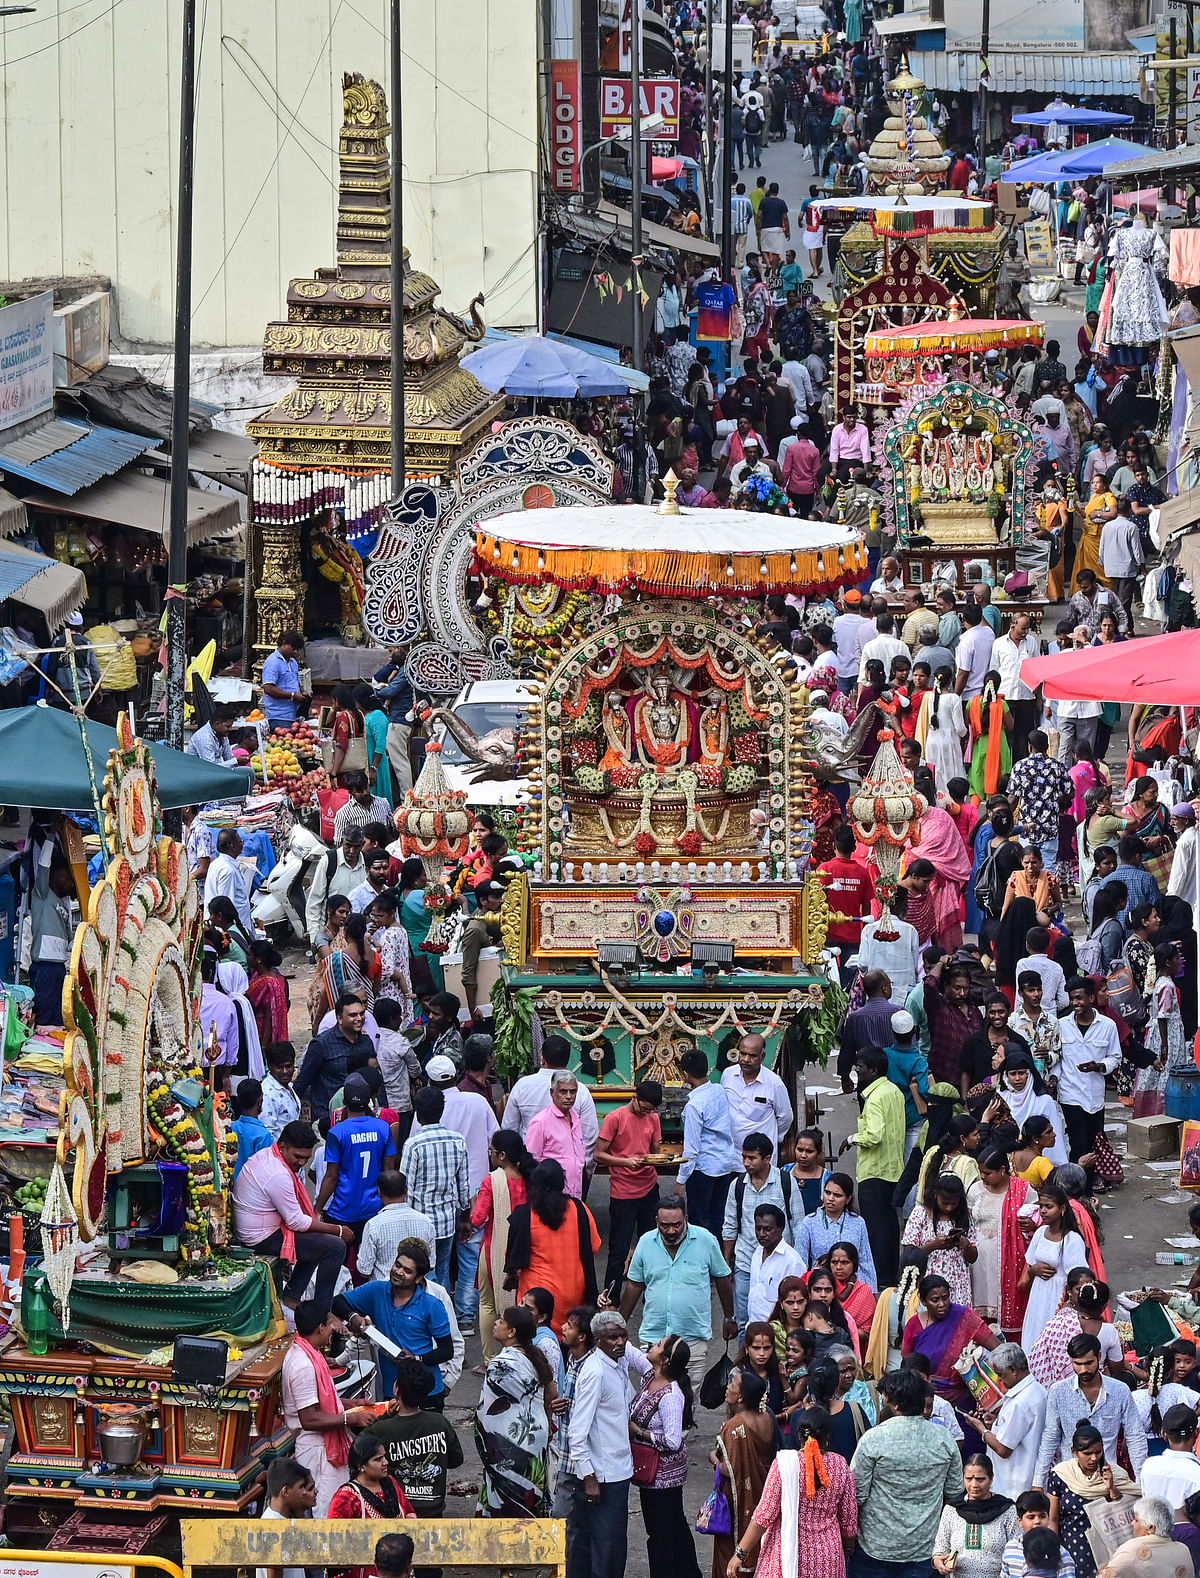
[0,705,254,811]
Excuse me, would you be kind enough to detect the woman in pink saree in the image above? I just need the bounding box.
[902,806,974,951]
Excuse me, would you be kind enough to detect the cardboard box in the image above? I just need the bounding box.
[1127,1114,1182,1160]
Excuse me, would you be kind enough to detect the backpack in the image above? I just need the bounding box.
[1074,931,1105,977]
[745,107,764,135]
[972,844,1006,920]
[733,1170,793,1237]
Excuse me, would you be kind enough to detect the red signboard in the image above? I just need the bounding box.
[599,77,681,141]
[550,60,582,193]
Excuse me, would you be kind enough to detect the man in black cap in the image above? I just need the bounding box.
[314,1072,396,1245]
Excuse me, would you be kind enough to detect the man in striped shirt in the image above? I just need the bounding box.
[400,1086,471,1292]
[730,182,754,269]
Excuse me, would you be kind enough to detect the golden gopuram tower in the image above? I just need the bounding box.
[246,72,503,660]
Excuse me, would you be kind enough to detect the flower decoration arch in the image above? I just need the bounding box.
[60,716,202,1240]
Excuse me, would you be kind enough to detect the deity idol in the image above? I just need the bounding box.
[631,668,693,772]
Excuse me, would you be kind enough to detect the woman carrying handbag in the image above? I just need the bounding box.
[629,1337,702,1578]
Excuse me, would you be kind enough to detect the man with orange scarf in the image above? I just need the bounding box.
[233,1120,352,1306]
[281,1303,377,1514]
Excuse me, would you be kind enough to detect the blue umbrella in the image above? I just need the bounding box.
[1000,136,1148,182]
[1011,98,1133,126]
[461,335,639,398]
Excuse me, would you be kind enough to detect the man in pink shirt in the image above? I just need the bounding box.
[525,1070,586,1196]
[781,421,821,515]
[828,406,872,479]
[232,1120,350,1307]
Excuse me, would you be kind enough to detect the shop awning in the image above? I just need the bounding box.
[21,469,241,546]
[144,428,256,491]
[0,538,86,630]
[873,11,944,34]
[916,50,1141,95]
[566,199,721,261]
[1154,486,1200,537]
[0,418,157,496]
[0,705,254,810]
[0,487,29,540]
[1107,142,1200,179]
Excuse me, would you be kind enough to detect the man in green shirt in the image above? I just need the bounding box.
[851,1367,965,1572]
[839,1045,905,1285]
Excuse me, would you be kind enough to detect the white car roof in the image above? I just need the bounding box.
[451,680,539,705]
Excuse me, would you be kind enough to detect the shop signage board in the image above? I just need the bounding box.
[0,291,54,432]
[1023,219,1054,268]
[550,60,582,191]
[600,77,681,139]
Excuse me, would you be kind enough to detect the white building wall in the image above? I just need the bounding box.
[0,0,540,348]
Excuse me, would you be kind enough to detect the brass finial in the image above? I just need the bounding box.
[659,468,682,515]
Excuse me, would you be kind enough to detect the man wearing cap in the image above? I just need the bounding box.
[832,590,874,696]
[315,1073,396,1244]
[728,440,777,492]
[44,611,102,710]
[1170,803,1200,907]
[884,1011,931,1188]
[414,1055,497,1326]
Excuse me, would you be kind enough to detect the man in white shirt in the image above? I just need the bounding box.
[831,593,874,693]
[204,828,256,935]
[963,1343,1047,1501]
[990,611,1040,752]
[808,688,850,739]
[566,1311,636,1578]
[954,604,995,701]
[781,356,815,417]
[868,556,904,595]
[720,1034,793,1155]
[1140,1404,1200,1508]
[1057,977,1122,1165]
[857,613,909,685]
[1168,804,1199,904]
[747,1203,806,1322]
[303,828,368,943]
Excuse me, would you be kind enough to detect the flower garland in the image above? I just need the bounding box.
[146,1067,216,1255]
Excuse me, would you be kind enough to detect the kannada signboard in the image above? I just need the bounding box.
[0,291,54,432]
[600,78,681,140]
[550,60,582,192]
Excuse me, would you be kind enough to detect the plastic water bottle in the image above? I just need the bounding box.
[21,1267,50,1356]
[1155,1251,1200,1266]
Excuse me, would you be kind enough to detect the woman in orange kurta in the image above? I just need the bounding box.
[502,1160,600,1335]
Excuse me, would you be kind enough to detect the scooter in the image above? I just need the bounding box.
[251,821,329,944]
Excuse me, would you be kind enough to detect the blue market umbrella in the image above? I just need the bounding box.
[1000,136,1148,182]
[1011,99,1134,127]
[461,335,638,398]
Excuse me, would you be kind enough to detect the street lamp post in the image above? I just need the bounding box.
[165,0,197,751]
[390,0,405,494]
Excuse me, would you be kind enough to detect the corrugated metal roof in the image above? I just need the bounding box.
[1108,142,1200,177]
[918,51,1141,95]
[0,420,156,496]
